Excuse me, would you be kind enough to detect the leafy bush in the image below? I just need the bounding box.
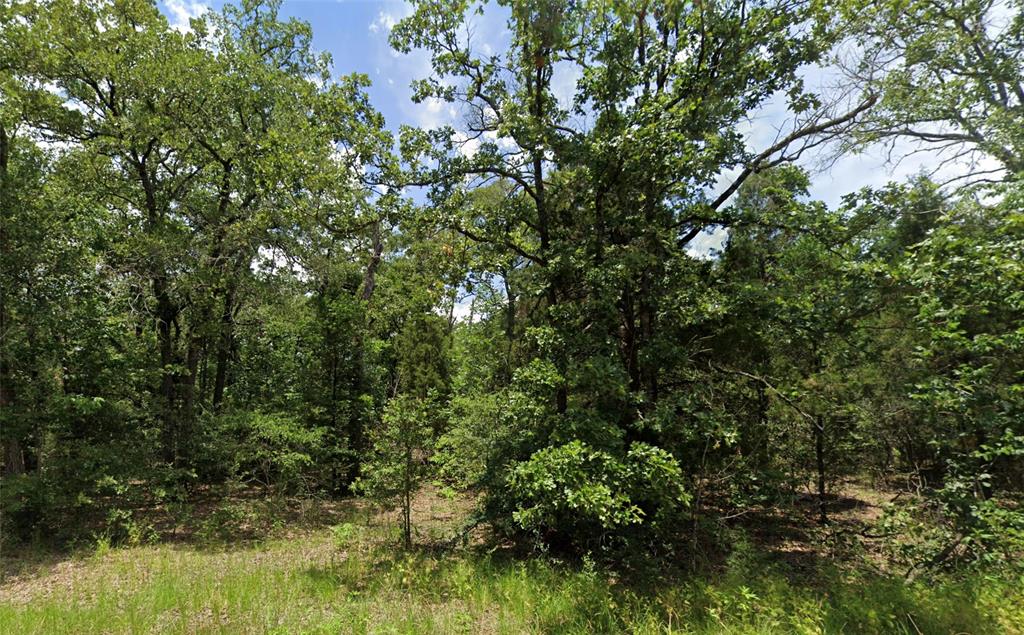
[196,503,253,544]
[0,421,174,547]
[198,411,328,494]
[331,522,359,550]
[508,440,690,553]
[195,499,288,544]
[97,508,157,547]
[434,393,503,489]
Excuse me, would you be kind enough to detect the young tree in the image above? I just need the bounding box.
[357,395,435,549]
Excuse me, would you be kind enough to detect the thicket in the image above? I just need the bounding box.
[1,0,1022,576]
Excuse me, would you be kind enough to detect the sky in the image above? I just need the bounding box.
[158,0,985,258]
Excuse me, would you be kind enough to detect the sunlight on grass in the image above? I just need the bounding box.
[2,525,1021,635]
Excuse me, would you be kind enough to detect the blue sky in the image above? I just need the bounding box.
[163,0,430,128]
[160,0,984,257]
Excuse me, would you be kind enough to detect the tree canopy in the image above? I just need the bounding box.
[1,0,1021,574]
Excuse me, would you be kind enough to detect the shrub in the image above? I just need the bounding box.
[198,411,328,494]
[508,440,690,554]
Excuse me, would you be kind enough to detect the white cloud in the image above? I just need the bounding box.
[411,96,453,130]
[686,227,729,260]
[425,96,444,113]
[550,61,581,110]
[452,131,481,158]
[164,0,207,33]
[369,11,398,34]
[452,297,474,321]
[367,7,454,132]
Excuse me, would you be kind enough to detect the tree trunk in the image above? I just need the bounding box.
[403,444,413,549]
[0,123,8,177]
[502,271,516,382]
[360,220,383,302]
[620,286,641,394]
[3,439,24,477]
[0,124,19,476]
[179,330,201,465]
[155,278,178,465]
[212,285,236,411]
[639,272,658,406]
[815,415,828,525]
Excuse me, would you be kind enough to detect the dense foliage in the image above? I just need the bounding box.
[1,0,1021,577]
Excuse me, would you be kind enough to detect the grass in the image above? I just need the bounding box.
[2,494,1022,634]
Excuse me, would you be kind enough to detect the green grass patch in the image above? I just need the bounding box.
[2,525,1021,634]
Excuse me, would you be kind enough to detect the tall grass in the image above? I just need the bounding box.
[2,524,1021,634]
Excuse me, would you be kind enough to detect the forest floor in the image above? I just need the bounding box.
[1,483,1022,634]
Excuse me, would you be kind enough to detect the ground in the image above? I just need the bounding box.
[1,484,1022,634]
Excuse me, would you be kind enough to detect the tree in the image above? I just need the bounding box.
[707,166,887,523]
[899,184,1024,566]
[357,395,435,549]
[5,0,391,467]
[391,0,880,551]
[842,0,1023,183]
[1,0,398,541]
[838,0,1024,565]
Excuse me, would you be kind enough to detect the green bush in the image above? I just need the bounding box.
[0,428,174,547]
[508,440,690,553]
[197,411,328,494]
[356,395,435,548]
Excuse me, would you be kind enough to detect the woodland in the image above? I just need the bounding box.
[0,0,1023,632]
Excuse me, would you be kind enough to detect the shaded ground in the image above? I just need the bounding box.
[714,479,901,578]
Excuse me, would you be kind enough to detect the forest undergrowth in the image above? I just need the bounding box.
[2,483,1021,635]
